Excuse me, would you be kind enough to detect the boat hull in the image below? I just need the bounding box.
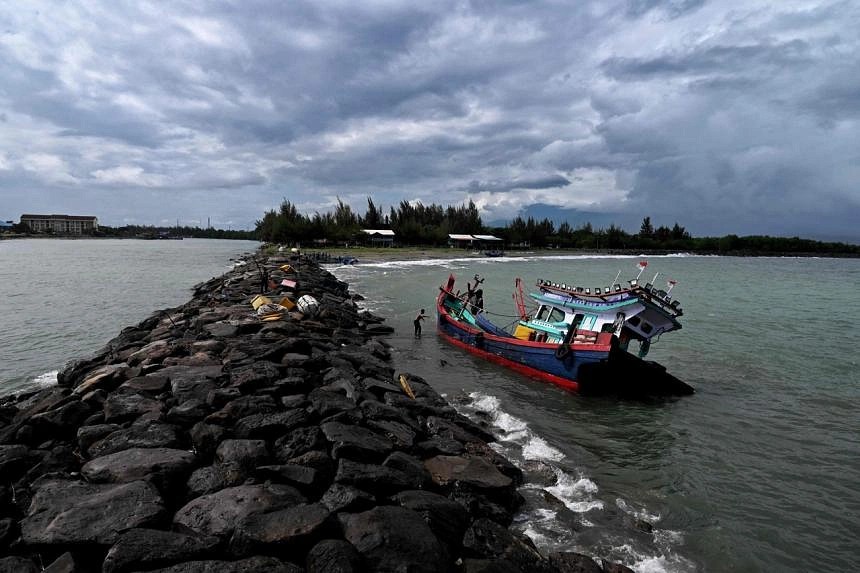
[436,275,693,396]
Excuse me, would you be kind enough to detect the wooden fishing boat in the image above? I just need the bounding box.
[436,268,693,396]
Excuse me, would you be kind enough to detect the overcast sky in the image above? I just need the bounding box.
[1,1,858,238]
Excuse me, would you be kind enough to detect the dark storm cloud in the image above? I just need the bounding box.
[0,0,857,238]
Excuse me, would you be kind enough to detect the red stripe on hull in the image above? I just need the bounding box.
[437,329,580,392]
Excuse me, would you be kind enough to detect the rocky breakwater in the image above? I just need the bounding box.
[0,254,631,573]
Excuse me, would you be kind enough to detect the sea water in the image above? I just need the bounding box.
[1,242,858,571]
[331,254,860,572]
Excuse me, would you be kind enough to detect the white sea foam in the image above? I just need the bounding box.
[545,469,603,513]
[616,498,662,523]
[30,370,58,389]
[522,435,565,462]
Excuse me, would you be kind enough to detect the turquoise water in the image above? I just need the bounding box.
[1,242,857,571]
[331,254,860,572]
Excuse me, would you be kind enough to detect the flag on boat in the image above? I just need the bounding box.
[667,279,677,287]
[637,261,648,270]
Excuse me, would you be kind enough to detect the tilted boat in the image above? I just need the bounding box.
[436,267,693,396]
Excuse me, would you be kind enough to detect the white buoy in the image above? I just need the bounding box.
[296,295,320,316]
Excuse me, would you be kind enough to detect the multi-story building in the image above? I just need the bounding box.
[20,214,99,235]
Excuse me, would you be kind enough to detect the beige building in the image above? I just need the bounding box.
[20,214,99,235]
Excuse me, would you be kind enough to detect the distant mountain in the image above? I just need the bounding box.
[486,204,637,231]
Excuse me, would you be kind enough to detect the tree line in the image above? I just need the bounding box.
[255,198,859,256]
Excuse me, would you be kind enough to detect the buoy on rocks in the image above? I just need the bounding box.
[297,294,320,316]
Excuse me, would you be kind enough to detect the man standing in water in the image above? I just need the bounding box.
[414,308,426,338]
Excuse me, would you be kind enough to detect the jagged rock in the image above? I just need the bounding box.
[21,479,165,545]
[166,399,211,426]
[102,528,220,573]
[462,518,550,571]
[206,395,278,425]
[334,459,416,496]
[186,463,246,497]
[81,447,196,491]
[234,408,311,439]
[0,518,15,549]
[321,483,376,513]
[416,436,467,457]
[43,552,77,573]
[203,322,238,338]
[206,387,241,408]
[73,364,129,395]
[160,365,223,402]
[424,455,512,490]
[461,559,521,573]
[140,556,300,573]
[229,362,282,392]
[256,463,322,490]
[230,502,332,556]
[306,539,362,573]
[189,422,226,458]
[173,483,305,539]
[601,561,636,573]
[321,421,393,462]
[0,444,33,478]
[22,444,79,483]
[30,399,92,439]
[0,556,39,573]
[390,490,470,551]
[384,449,429,477]
[308,389,355,418]
[127,340,173,366]
[340,506,448,573]
[103,393,162,423]
[215,439,268,469]
[88,420,182,457]
[280,394,308,409]
[548,552,603,573]
[465,442,524,486]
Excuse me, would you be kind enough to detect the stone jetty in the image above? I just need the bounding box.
[0,253,632,573]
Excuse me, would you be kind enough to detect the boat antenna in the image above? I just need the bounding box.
[651,272,659,285]
[667,279,678,294]
[612,269,622,285]
[635,260,648,280]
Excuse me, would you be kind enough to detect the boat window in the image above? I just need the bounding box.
[601,323,616,333]
[548,308,566,323]
[641,322,653,334]
[628,316,641,326]
[536,306,548,320]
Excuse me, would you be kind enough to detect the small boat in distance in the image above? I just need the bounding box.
[436,264,693,396]
[484,249,505,257]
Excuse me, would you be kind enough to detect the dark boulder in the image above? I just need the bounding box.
[215,439,268,469]
[601,560,636,573]
[274,426,325,462]
[229,502,332,556]
[160,365,223,403]
[103,393,162,423]
[308,389,355,418]
[173,483,305,539]
[140,556,299,573]
[102,528,219,573]
[390,489,470,552]
[234,408,311,439]
[186,463,246,497]
[334,459,416,496]
[306,539,362,573]
[206,395,277,425]
[20,479,165,546]
[340,506,448,573]
[0,556,39,573]
[116,375,170,395]
[320,483,376,513]
[229,362,282,392]
[166,399,211,426]
[462,518,551,572]
[81,447,197,491]
[321,421,393,462]
[548,552,603,573]
[88,420,182,458]
[424,455,512,491]
[189,422,226,458]
[42,552,78,573]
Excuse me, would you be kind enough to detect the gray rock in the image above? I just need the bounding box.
[321,421,393,462]
[88,420,182,457]
[424,455,512,490]
[103,393,163,423]
[186,463,246,497]
[391,489,470,551]
[166,399,210,426]
[0,556,39,573]
[0,444,33,478]
[141,555,300,573]
[205,395,277,425]
[548,552,603,573]
[215,439,268,469]
[43,552,77,573]
[462,518,549,571]
[21,479,165,545]
[256,464,322,490]
[173,483,305,538]
[274,425,325,462]
[102,528,219,573]
[82,447,196,491]
[309,389,355,418]
[320,483,376,513]
[189,422,225,457]
[229,362,282,392]
[334,459,416,496]
[340,506,448,573]
[160,365,223,403]
[230,502,331,556]
[234,408,311,439]
[306,539,362,573]
[116,375,170,395]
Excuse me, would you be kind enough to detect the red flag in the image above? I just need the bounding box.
[637,260,648,270]
[667,279,677,287]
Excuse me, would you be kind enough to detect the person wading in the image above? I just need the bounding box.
[414,309,426,338]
